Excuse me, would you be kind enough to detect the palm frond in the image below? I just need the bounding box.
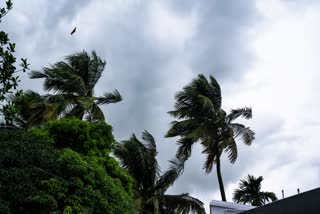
[155,156,187,194]
[209,75,222,109]
[29,70,48,79]
[114,134,147,190]
[11,90,65,128]
[86,103,105,122]
[65,105,85,119]
[202,138,219,173]
[176,138,195,158]
[142,130,156,151]
[230,123,255,145]
[261,191,278,203]
[95,90,122,105]
[166,119,203,139]
[141,131,160,185]
[159,193,206,214]
[226,107,252,123]
[87,50,106,90]
[114,132,160,192]
[220,137,238,163]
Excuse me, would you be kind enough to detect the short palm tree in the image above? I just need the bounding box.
[114,131,206,214]
[166,74,255,201]
[29,50,122,123]
[9,90,68,128]
[233,175,278,206]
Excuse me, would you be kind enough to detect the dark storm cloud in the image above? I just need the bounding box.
[4,0,260,200]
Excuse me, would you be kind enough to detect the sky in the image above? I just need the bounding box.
[2,0,320,212]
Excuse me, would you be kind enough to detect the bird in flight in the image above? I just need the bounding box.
[71,27,76,35]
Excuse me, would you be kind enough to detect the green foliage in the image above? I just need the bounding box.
[45,117,115,155]
[233,174,278,206]
[0,128,57,213]
[0,0,29,100]
[0,119,133,213]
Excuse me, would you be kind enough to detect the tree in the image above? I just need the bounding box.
[233,175,278,206]
[0,0,29,101]
[0,118,134,213]
[114,131,206,214]
[166,74,255,201]
[0,0,29,126]
[7,90,67,128]
[28,50,121,124]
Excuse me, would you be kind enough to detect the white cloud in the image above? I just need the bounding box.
[222,0,320,202]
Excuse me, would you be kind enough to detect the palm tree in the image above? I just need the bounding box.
[9,90,67,128]
[233,175,278,206]
[114,131,206,214]
[29,50,122,123]
[166,74,255,201]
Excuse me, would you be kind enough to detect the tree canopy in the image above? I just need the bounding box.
[0,118,134,213]
[166,74,255,201]
[0,0,29,100]
[29,50,122,122]
[233,174,278,206]
[114,131,206,214]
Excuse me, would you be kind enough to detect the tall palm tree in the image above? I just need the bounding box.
[166,74,255,201]
[233,175,278,206]
[114,131,206,214]
[29,50,122,123]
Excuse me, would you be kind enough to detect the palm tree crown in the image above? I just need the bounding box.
[166,74,255,201]
[233,174,278,206]
[114,131,206,214]
[25,50,122,125]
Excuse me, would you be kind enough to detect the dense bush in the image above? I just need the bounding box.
[0,118,133,213]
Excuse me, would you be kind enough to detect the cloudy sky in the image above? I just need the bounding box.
[3,0,320,212]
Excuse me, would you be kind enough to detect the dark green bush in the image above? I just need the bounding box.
[0,119,133,213]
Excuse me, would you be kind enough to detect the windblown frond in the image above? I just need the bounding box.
[86,103,105,122]
[159,193,206,214]
[220,137,238,163]
[155,156,187,194]
[11,90,68,128]
[226,107,252,123]
[95,90,122,105]
[230,123,255,145]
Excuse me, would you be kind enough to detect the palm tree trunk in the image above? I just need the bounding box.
[216,146,227,201]
[153,197,159,214]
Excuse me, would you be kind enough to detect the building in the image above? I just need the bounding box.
[210,187,320,214]
[241,187,320,214]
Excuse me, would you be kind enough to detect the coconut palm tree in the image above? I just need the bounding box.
[8,90,66,128]
[29,50,122,123]
[233,175,278,206]
[166,74,255,201]
[114,131,206,214]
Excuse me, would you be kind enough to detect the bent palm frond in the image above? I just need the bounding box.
[159,193,206,214]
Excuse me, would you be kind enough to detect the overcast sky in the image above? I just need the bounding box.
[2,0,320,212]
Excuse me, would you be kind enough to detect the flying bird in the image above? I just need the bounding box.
[71,27,76,35]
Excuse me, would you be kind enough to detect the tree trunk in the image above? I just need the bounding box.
[153,197,159,214]
[216,146,227,201]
